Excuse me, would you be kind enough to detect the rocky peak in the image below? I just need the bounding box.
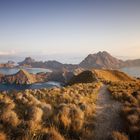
[80,51,123,69]
[18,57,35,66]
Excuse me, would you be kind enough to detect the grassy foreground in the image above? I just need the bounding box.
[0,82,102,140]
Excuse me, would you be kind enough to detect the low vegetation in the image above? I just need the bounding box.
[94,69,135,83]
[0,82,102,140]
[110,131,129,140]
[109,81,140,139]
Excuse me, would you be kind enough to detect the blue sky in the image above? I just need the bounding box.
[0,0,140,62]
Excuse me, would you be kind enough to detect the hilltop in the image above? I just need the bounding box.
[79,51,123,69]
[68,69,135,85]
[93,69,135,82]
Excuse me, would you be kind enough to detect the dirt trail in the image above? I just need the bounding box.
[94,85,123,140]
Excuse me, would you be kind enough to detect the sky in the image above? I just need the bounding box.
[0,0,140,63]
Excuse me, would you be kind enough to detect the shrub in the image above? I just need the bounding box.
[0,132,7,140]
[110,131,129,140]
[0,110,20,127]
[70,106,84,131]
[40,103,52,120]
[41,127,65,140]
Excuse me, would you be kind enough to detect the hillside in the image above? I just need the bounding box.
[93,69,135,82]
[18,57,79,71]
[68,70,97,85]
[68,69,135,85]
[1,69,37,84]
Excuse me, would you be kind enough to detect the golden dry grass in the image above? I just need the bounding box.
[0,82,102,140]
[108,81,140,139]
[110,131,128,140]
[93,69,135,82]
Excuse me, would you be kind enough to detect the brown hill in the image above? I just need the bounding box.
[93,69,135,82]
[1,69,37,84]
[68,69,135,85]
[68,70,97,85]
[80,51,123,69]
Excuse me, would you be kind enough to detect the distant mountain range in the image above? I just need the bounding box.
[17,51,140,71]
[18,57,79,71]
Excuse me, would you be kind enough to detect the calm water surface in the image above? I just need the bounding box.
[121,67,140,78]
[0,81,61,91]
[0,68,60,91]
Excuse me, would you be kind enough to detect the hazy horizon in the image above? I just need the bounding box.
[0,51,140,65]
[0,0,140,61]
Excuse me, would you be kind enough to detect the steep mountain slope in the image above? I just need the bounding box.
[80,51,123,69]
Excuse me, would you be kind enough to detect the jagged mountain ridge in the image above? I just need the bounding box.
[18,51,140,71]
[79,51,123,69]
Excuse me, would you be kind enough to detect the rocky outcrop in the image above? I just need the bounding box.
[68,70,97,85]
[18,57,35,66]
[47,70,74,83]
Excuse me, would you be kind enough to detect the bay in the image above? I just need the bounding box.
[121,67,140,78]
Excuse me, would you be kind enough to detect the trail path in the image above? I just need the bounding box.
[93,85,123,140]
